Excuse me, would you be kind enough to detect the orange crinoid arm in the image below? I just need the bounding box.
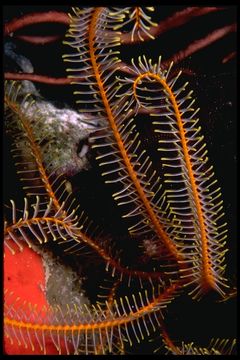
[119,55,229,298]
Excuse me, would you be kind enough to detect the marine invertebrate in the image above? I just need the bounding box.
[3,6,236,355]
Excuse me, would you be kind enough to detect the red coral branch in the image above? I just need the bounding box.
[222,51,236,64]
[4,60,136,85]
[120,7,225,44]
[4,72,80,85]
[165,23,236,66]
[4,11,69,36]
[16,34,61,45]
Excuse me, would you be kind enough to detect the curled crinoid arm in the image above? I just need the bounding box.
[4,280,181,355]
[118,55,229,299]
[4,194,168,291]
[4,196,80,254]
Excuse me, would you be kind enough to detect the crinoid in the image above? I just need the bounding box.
[3,6,236,355]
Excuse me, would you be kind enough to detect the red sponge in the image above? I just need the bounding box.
[4,240,73,355]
